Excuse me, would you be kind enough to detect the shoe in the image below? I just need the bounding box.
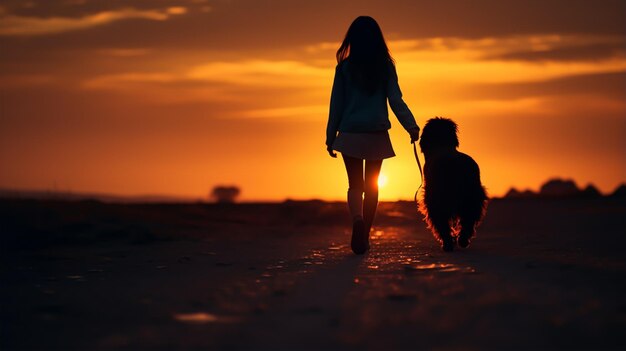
[442,238,455,252]
[351,219,368,255]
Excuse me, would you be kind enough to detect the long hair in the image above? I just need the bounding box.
[336,16,394,93]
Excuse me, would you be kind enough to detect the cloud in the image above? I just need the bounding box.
[186,60,329,87]
[0,6,187,36]
[239,105,328,119]
[0,1,621,54]
[82,72,178,88]
[465,71,626,101]
[310,35,626,64]
[72,34,626,115]
[483,39,626,62]
[78,59,332,108]
[364,36,626,94]
[96,48,151,57]
[82,60,330,91]
[0,74,56,87]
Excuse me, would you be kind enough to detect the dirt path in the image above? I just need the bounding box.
[1,199,624,350]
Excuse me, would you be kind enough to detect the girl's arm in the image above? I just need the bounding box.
[387,64,419,133]
[326,65,345,148]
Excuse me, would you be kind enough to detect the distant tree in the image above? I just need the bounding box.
[581,184,602,198]
[504,187,536,199]
[610,184,626,198]
[539,178,580,197]
[210,186,241,203]
[504,188,521,198]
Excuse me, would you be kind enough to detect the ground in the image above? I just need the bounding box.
[1,198,625,350]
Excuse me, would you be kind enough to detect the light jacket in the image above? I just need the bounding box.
[325,60,418,147]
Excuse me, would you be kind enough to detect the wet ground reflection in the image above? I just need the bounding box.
[164,225,478,337]
[338,225,480,313]
[362,227,476,274]
[403,263,476,273]
[174,312,238,324]
[174,312,218,323]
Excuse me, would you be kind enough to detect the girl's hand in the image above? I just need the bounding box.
[327,146,337,158]
[409,127,420,143]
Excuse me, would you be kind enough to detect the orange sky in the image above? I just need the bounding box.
[1,0,625,201]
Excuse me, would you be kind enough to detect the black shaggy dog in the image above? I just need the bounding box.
[418,117,488,251]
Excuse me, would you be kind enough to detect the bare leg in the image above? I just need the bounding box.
[342,155,368,254]
[363,159,383,235]
[342,155,364,220]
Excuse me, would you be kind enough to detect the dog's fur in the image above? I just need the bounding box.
[418,117,488,250]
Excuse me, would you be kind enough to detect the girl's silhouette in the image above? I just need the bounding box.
[326,16,420,255]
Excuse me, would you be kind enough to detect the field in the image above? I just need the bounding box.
[1,197,625,350]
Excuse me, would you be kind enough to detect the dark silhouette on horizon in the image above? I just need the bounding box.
[210,186,241,203]
[504,178,625,199]
[611,184,626,198]
[325,16,420,255]
[418,117,488,251]
[540,178,580,197]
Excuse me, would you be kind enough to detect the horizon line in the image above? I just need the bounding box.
[1,181,624,204]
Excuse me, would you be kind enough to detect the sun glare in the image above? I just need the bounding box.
[378,174,388,188]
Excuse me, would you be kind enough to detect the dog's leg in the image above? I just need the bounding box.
[457,195,485,248]
[458,218,476,248]
[431,216,455,252]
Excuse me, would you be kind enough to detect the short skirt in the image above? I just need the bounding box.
[332,131,396,160]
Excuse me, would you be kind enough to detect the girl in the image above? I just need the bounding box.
[326,16,420,255]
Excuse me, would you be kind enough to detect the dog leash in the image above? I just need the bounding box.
[412,141,424,203]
